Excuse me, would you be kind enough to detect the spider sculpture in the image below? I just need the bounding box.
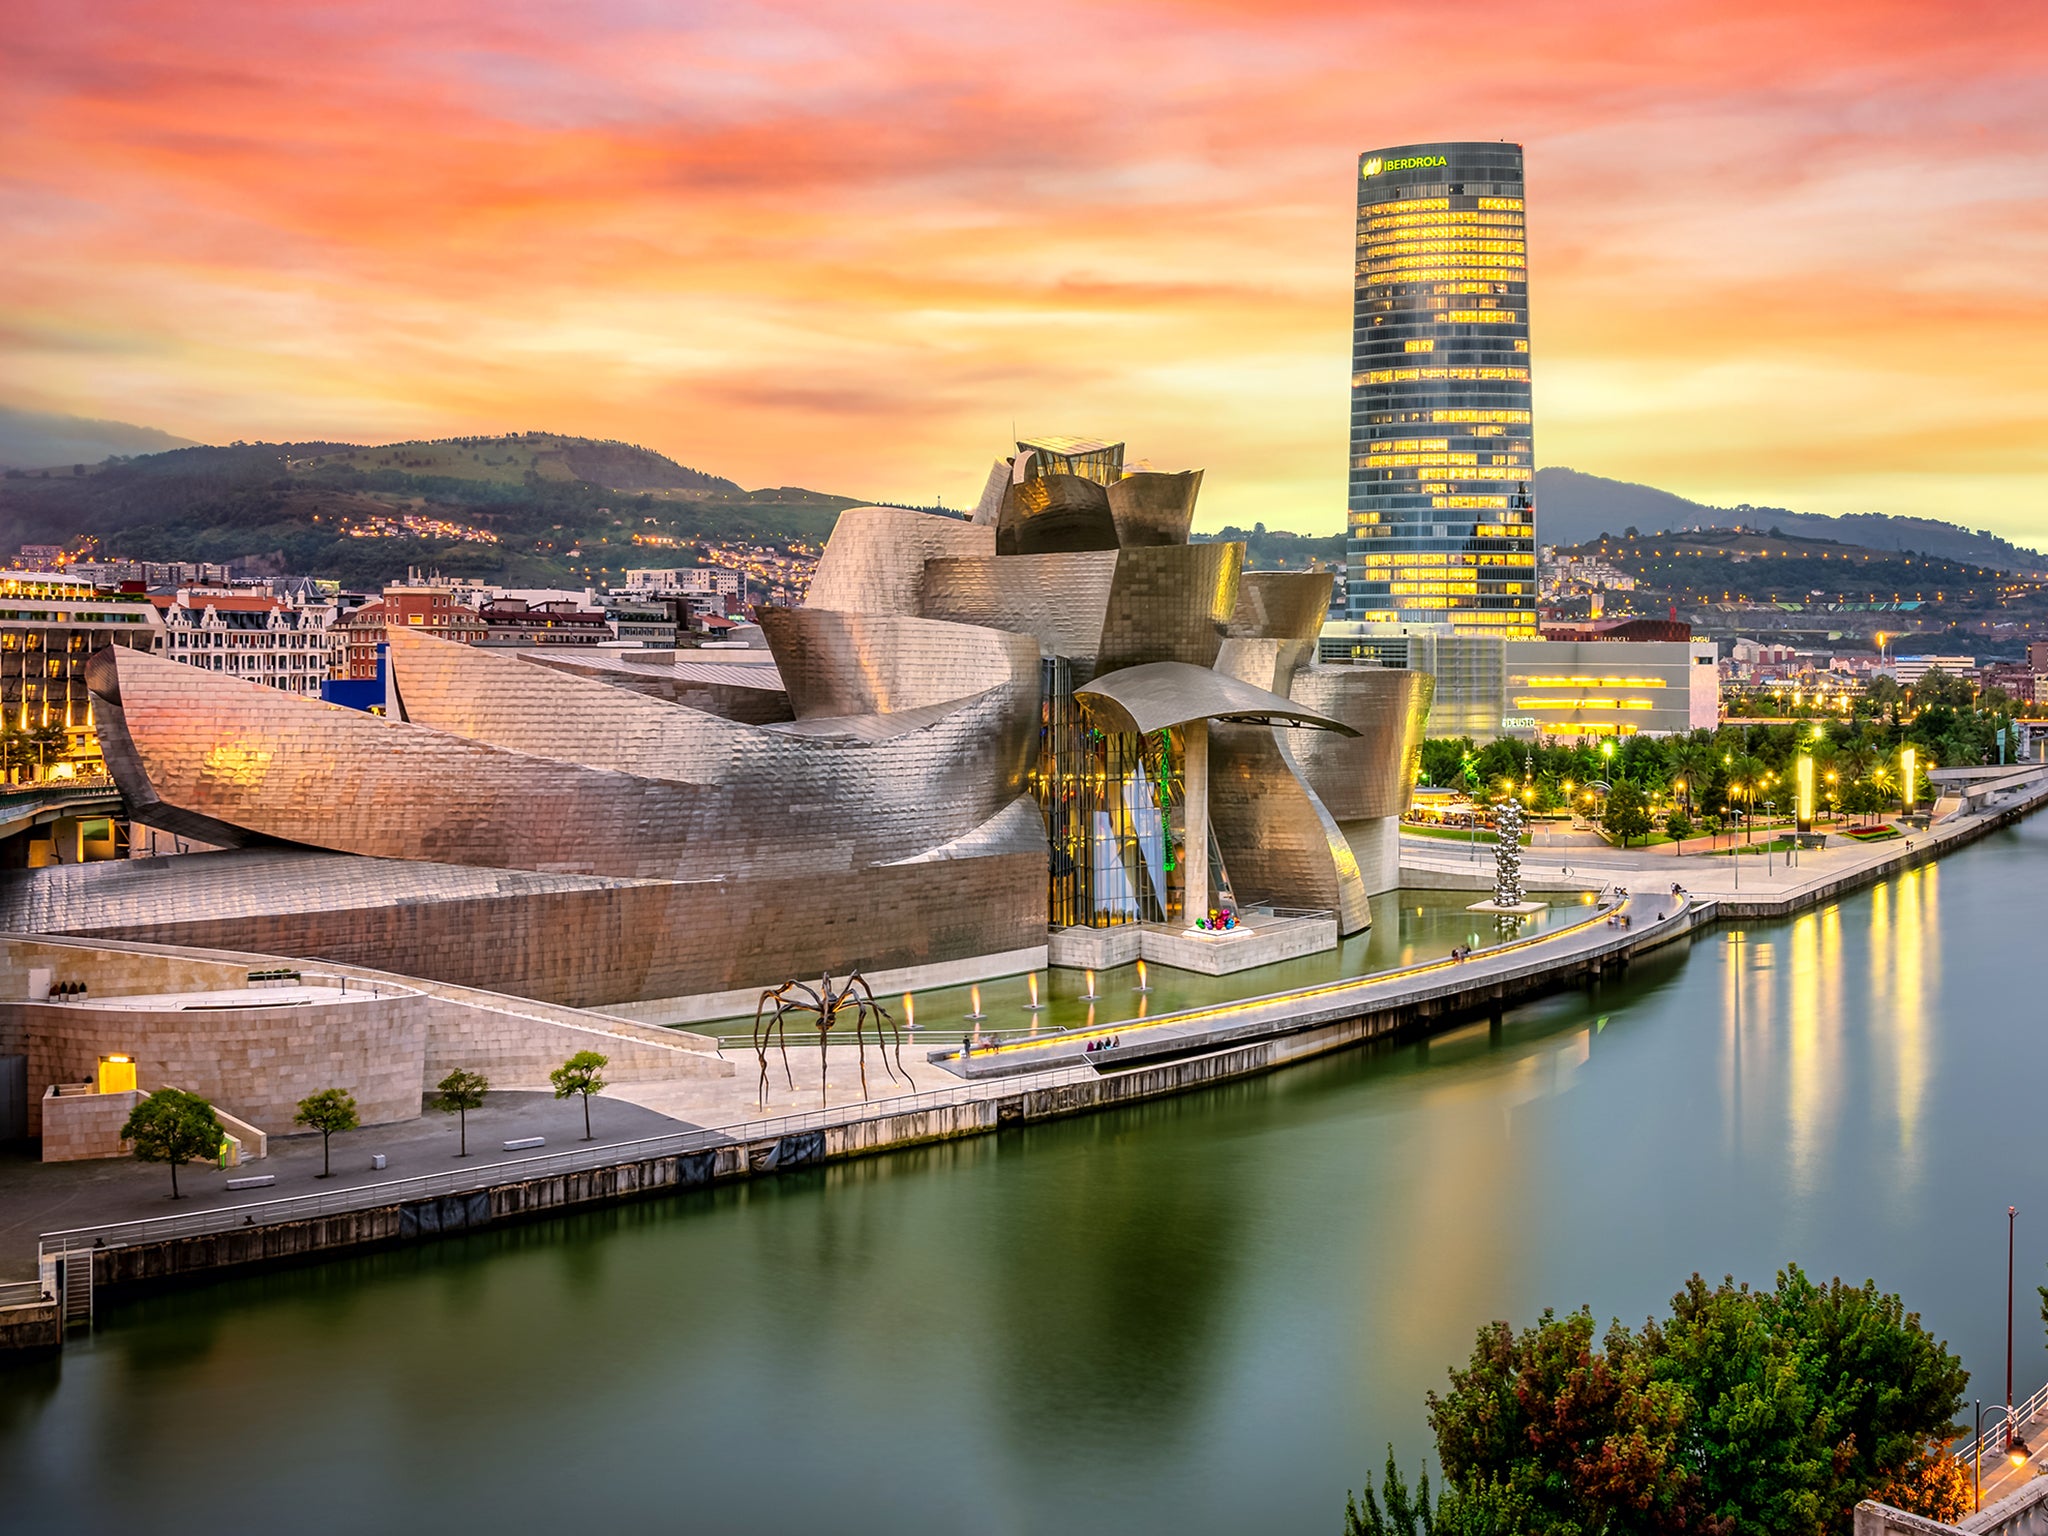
[752,970,906,1108]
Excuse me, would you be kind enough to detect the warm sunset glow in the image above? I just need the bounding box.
[6,1,2048,535]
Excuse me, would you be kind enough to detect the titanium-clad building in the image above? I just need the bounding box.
[1346,141,1537,636]
[5,441,1433,1012]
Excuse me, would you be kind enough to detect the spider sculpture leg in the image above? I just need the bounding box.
[850,972,904,1086]
[752,991,776,1105]
[859,996,877,1101]
[773,999,798,1092]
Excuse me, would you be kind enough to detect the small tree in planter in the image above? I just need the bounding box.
[122,1089,223,1199]
[294,1088,360,1178]
[550,1051,609,1141]
[433,1068,490,1157]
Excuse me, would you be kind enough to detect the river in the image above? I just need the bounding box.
[4,819,2044,1535]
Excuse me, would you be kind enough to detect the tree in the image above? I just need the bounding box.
[294,1087,360,1178]
[1429,1308,1699,1534]
[122,1088,223,1199]
[550,1050,609,1140]
[433,1067,490,1157]
[1664,810,1693,850]
[1405,1266,1967,1536]
[1603,779,1652,847]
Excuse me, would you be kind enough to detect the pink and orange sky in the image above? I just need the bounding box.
[6,0,2048,537]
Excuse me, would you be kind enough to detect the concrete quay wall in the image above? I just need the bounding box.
[0,1298,61,1357]
[76,911,1705,1302]
[1708,786,2048,920]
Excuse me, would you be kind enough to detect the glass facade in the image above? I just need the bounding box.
[1346,141,1537,636]
[1035,658,1240,930]
[1039,658,1177,929]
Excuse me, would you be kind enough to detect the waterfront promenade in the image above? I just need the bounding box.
[1401,763,2048,918]
[13,769,2045,1327]
[14,885,1692,1321]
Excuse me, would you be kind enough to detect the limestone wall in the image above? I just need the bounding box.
[0,935,734,1143]
[40,1085,141,1162]
[3,994,426,1136]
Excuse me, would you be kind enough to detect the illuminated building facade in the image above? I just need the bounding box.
[0,573,163,774]
[1347,140,1537,635]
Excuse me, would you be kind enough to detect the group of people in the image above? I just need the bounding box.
[1085,1034,1123,1053]
[1449,944,1472,961]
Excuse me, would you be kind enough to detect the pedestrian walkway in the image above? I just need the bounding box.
[938,886,1695,1078]
[1399,771,2048,916]
[1957,1378,2048,1510]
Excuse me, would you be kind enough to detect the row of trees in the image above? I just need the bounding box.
[119,1051,614,1197]
[1421,671,2020,825]
[1347,1265,1971,1535]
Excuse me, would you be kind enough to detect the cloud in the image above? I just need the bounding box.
[4,0,2048,534]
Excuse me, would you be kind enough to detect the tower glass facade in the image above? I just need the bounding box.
[1346,141,1536,635]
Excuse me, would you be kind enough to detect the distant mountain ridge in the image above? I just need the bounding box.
[1534,467,2048,573]
[0,407,198,469]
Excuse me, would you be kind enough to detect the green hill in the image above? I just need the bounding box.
[0,434,860,587]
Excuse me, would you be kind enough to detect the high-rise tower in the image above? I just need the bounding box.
[1345,141,1536,634]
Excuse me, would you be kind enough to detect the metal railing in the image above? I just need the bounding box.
[1953,1378,2048,1466]
[39,1062,1102,1260]
[0,1279,49,1307]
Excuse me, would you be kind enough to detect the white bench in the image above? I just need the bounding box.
[503,1136,545,1151]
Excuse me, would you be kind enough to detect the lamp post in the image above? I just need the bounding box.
[2008,1206,2021,1462]
[1765,799,1776,875]
[1977,1399,2018,1511]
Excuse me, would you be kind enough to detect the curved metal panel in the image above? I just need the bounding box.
[757,609,1039,719]
[1074,661,1356,738]
[1096,543,1242,674]
[1209,722,1370,934]
[920,552,1119,679]
[1229,570,1334,643]
[385,629,1039,873]
[528,650,793,724]
[0,844,1048,1009]
[1105,469,1202,547]
[803,506,994,616]
[971,460,1010,525]
[1282,666,1435,820]
[92,646,714,880]
[996,473,1120,556]
[95,634,1039,883]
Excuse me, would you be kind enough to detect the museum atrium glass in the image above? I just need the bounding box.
[1346,140,1537,636]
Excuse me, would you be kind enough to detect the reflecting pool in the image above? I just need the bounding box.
[697,886,1591,1041]
[6,824,2047,1536]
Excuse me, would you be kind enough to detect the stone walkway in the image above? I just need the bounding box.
[0,1091,696,1276]
[1400,777,2048,914]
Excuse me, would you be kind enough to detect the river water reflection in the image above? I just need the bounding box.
[5,822,2046,1535]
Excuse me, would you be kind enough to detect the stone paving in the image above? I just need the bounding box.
[0,1090,696,1277]
[1400,777,2048,913]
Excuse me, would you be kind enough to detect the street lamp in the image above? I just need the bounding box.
[1976,1400,2019,1510]
[2009,1207,2021,1463]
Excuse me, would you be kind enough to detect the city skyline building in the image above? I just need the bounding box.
[1346,140,1537,636]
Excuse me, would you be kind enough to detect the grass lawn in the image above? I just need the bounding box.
[1403,823,1522,844]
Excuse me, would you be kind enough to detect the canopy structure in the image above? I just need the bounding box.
[1074,661,1359,738]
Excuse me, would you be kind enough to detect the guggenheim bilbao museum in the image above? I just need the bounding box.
[0,438,1432,1017]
